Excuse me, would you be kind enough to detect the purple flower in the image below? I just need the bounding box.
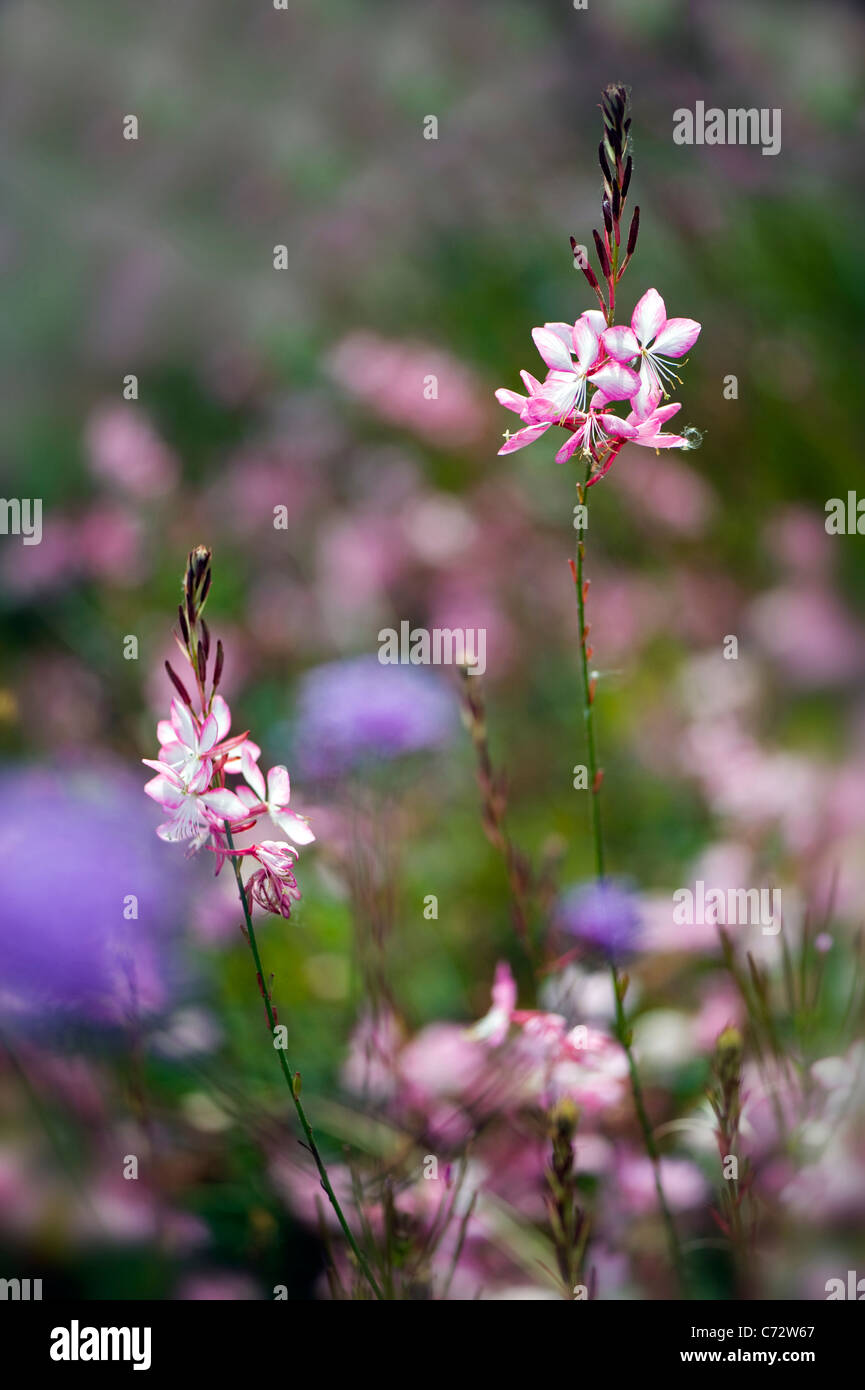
[293,656,456,778]
[0,763,189,1024]
[556,879,642,960]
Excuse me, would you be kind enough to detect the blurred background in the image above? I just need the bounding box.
[1,0,864,1299]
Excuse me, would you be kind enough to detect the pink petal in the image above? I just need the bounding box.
[649,432,687,449]
[602,326,640,363]
[543,321,576,349]
[650,317,701,358]
[648,402,682,426]
[555,428,585,464]
[157,819,193,844]
[520,370,542,394]
[498,422,551,455]
[573,317,602,372]
[144,773,183,808]
[211,693,231,741]
[524,374,580,422]
[170,698,196,749]
[630,362,662,419]
[531,326,573,372]
[267,765,291,808]
[495,388,527,415]
[631,288,666,347]
[198,711,220,754]
[597,414,638,440]
[242,747,267,802]
[588,362,641,401]
[273,808,316,846]
[156,719,174,745]
[201,788,250,820]
[580,309,608,337]
[224,738,261,774]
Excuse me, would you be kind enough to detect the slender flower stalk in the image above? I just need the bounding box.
[224,823,384,1300]
[571,466,688,1295]
[143,547,383,1300]
[458,665,535,962]
[495,82,703,1294]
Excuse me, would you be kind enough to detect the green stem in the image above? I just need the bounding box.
[572,468,689,1297]
[224,825,384,1301]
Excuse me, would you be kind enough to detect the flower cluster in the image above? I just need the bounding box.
[143,546,314,919]
[496,84,701,485]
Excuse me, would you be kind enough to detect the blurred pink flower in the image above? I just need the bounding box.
[328,332,487,447]
[608,450,715,536]
[748,585,865,686]
[616,1153,708,1214]
[86,404,177,499]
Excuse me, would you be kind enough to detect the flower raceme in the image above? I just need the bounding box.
[143,547,314,920]
[494,89,701,485]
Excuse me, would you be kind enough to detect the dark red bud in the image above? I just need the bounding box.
[593,228,611,279]
[598,141,613,186]
[621,156,632,201]
[165,660,192,706]
[580,259,600,291]
[627,205,640,256]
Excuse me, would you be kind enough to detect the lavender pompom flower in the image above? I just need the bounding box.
[293,656,456,779]
[556,879,643,961]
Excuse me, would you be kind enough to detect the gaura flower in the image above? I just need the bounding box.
[495,310,640,458]
[245,840,302,919]
[143,762,249,850]
[602,288,700,416]
[546,400,637,464]
[150,696,247,788]
[237,753,315,846]
[528,311,638,420]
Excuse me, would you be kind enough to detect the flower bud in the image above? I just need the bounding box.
[626,205,640,257]
[592,229,611,279]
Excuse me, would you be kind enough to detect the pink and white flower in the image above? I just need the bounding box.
[144,762,250,850]
[528,311,637,420]
[237,753,315,846]
[151,696,245,787]
[548,401,637,464]
[244,840,302,918]
[603,289,701,416]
